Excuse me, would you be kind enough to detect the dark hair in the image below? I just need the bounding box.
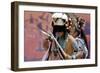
[51,21,67,39]
[80,29,88,49]
[76,19,88,49]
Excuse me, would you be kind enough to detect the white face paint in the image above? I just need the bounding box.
[55,19,65,26]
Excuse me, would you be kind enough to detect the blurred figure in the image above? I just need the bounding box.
[42,13,88,60]
[42,13,69,60]
[65,17,88,59]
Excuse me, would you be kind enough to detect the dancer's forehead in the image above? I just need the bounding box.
[52,13,68,22]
